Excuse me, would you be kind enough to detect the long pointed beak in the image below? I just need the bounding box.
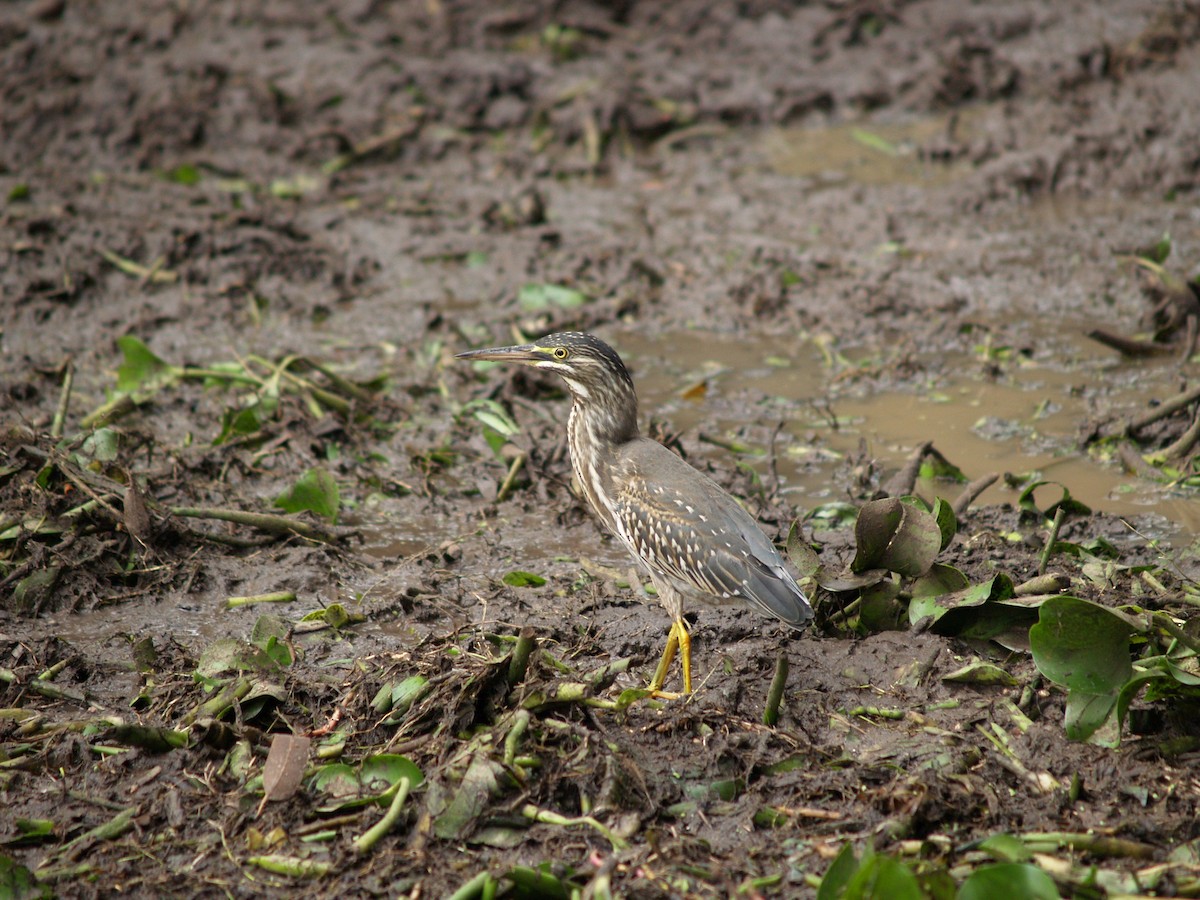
[455,343,548,364]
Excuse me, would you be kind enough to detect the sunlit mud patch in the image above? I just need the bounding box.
[761,111,983,188]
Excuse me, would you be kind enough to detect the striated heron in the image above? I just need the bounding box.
[457,332,812,694]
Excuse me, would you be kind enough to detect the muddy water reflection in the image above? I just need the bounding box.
[616,329,1195,538]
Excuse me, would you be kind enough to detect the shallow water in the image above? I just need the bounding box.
[617,327,1194,539]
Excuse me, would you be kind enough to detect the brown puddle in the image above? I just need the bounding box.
[760,111,982,188]
[615,328,1195,539]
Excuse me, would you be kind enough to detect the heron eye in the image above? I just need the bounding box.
[553,347,569,360]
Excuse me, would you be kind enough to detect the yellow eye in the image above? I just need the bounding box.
[553,347,569,360]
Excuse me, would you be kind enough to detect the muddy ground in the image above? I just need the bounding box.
[3,1,1200,897]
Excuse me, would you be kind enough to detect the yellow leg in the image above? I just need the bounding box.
[649,621,680,693]
[677,619,692,694]
[648,619,692,696]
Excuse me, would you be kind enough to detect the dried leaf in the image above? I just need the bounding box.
[262,734,311,803]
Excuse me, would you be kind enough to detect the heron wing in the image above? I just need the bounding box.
[612,439,812,627]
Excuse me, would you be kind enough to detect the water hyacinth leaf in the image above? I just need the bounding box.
[383,676,431,718]
[1031,596,1143,741]
[1030,596,1141,695]
[361,754,424,792]
[919,453,967,482]
[852,497,941,577]
[115,335,181,393]
[506,865,572,900]
[930,497,956,551]
[164,163,201,185]
[503,570,546,588]
[709,778,744,802]
[819,568,888,592]
[214,404,264,445]
[958,863,1059,900]
[196,638,278,679]
[785,521,820,580]
[299,603,352,628]
[910,563,970,601]
[242,681,287,717]
[817,842,861,900]
[274,467,340,523]
[310,763,359,799]
[978,833,1032,864]
[909,573,1016,632]
[433,753,503,839]
[843,854,923,900]
[251,614,290,647]
[859,577,905,631]
[942,661,1017,686]
[517,282,588,311]
[1017,480,1091,521]
[0,853,52,900]
[754,806,790,828]
[1165,655,1200,685]
[79,427,120,463]
[1063,691,1120,745]
[258,635,293,668]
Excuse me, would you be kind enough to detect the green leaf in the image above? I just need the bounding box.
[851,127,898,156]
[164,163,202,185]
[910,563,970,601]
[1017,480,1091,521]
[517,282,588,311]
[957,863,1059,900]
[433,753,502,839]
[0,853,53,900]
[464,398,522,437]
[1030,597,1141,695]
[214,404,264,445]
[115,335,180,393]
[786,520,820,579]
[852,497,941,577]
[502,570,546,587]
[382,676,432,721]
[1062,690,1119,744]
[195,638,277,679]
[79,427,121,463]
[908,573,1016,633]
[808,501,861,530]
[274,467,340,523]
[309,763,359,798]
[817,842,862,900]
[859,576,904,631]
[506,865,571,900]
[1136,231,1172,265]
[360,753,424,792]
[942,661,1017,686]
[844,854,923,900]
[977,833,1032,863]
[930,498,957,551]
[1030,596,1145,741]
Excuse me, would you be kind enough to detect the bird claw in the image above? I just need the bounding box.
[645,686,684,701]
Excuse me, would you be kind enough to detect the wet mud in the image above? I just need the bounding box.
[3,1,1200,896]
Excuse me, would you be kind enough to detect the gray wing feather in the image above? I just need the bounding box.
[614,440,813,627]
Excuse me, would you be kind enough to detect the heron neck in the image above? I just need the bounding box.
[566,392,638,523]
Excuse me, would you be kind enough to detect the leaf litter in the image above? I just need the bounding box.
[3,1,1200,898]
